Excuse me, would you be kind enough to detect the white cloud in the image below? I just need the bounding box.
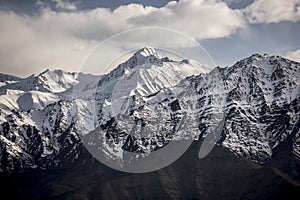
[244,0,300,23]
[285,49,300,63]
[36,0,78,11]
[52,0,77,11]
[128,0,244,39]
[0,0,244,77]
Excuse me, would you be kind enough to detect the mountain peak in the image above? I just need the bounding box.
[134,46,159,58]
[131,46,161,65]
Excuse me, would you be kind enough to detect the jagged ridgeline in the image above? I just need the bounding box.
[0,48,299,176]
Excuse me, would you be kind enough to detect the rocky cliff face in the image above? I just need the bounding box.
[0,48,299,176]
[178,54,300,164]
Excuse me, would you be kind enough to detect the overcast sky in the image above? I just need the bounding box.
[0,0,300,77]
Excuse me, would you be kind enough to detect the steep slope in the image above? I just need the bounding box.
[176,54,300,180]
[0,50,299,178]
[0,47,209,172]
[92,53,300,173]
[176,54,300,162]
[81,47,210,169]
[0,69,99,172]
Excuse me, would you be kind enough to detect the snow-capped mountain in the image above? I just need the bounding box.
[0,48,299,176]
[0,69,99,171]
[176,54,300,163]
[89,52,300,169]
[0,69,99,111]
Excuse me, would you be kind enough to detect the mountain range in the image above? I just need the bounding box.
[0,47,299,199]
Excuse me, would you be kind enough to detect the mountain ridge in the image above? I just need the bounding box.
[0,49,299,176]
